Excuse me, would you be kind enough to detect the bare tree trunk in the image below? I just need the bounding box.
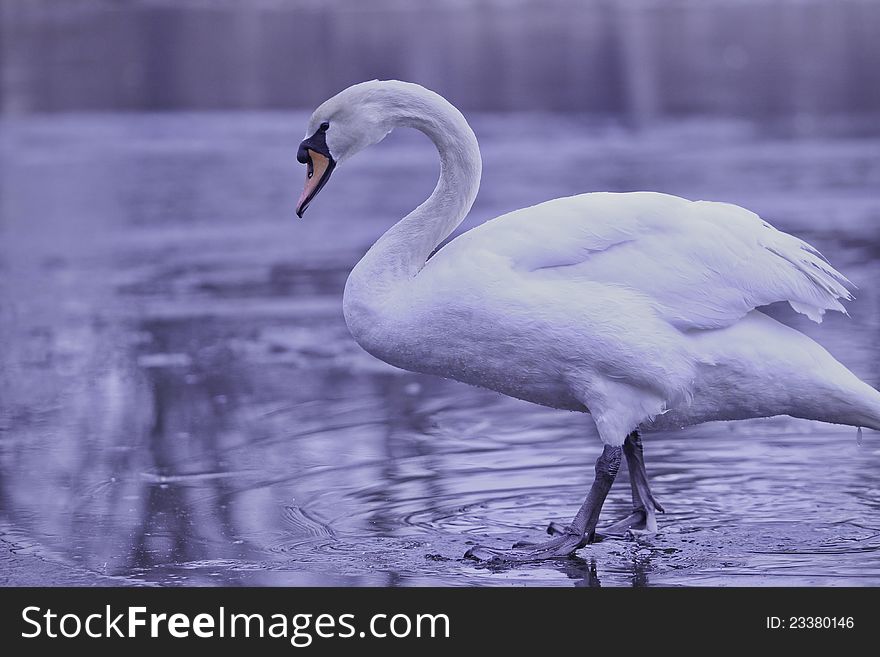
[0,0,32,115]
[613,0,659,130]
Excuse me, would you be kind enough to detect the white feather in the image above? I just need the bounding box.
[451,192,853,330]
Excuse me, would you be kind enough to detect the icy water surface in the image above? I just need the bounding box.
[1,113,879,586]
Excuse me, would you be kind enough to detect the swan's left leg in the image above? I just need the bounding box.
[464,445,622,562]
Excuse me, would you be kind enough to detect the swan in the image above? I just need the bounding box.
[294,80,880,561]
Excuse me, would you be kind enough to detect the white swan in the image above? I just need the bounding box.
[295,80,880,561]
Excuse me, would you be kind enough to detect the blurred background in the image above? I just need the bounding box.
[1,0,879,587]
[2,0,880,129]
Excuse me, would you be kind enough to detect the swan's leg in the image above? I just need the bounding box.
[464,445,622,562]
[602,431,664,534]
[547,431,664,536]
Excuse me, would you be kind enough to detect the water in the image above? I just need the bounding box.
[1,112,879,586]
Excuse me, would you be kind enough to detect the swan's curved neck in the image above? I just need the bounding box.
[344,92,482,315]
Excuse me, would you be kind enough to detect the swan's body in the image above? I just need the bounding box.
[297,80,880,560]
[349,190,880,442]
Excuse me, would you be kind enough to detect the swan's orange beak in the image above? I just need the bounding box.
[296,149,335,218]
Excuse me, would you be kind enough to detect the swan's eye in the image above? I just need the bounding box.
[320,121,330,131]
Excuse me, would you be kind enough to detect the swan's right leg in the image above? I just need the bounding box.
[547,431,663,536]
[464,445,622,562]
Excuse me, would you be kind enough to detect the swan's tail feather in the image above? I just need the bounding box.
[852,382,880,432]
[865,402,880,432]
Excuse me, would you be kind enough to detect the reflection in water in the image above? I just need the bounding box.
[1,113,879,586]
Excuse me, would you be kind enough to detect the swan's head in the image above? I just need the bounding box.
[295,80,398,218]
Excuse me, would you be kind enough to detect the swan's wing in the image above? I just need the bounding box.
[465,191,853,330]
